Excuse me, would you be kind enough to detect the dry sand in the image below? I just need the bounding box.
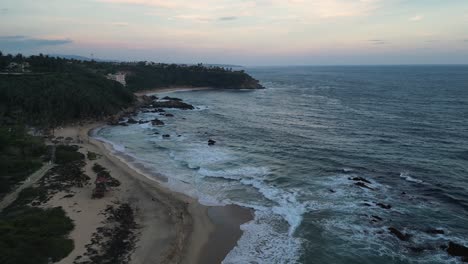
[45,88,253,264]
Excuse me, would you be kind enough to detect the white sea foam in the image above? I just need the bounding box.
[400,172,424,184]
[169,146,233,169]
[223,211,303,264]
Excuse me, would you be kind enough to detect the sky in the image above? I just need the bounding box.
[0,0,467,65]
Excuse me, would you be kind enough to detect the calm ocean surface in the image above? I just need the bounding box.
[96,66,468,263]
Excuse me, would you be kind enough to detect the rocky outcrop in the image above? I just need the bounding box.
[127,118,138,124]
[447,242,468,260]
[388,227,411,241]
[152,100,194,110]
[151,119,165,126]
[162,96,183,101]
[376,203,392,209]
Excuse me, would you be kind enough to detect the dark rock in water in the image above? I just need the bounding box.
[162,134,170,138]
[165,113,174,117]
[349,177,371,184]
[127,118,138,124]
[118,122,128,126]
[447,242,468,258]
[329,189,336,193]
[208,139,216,146]
[150,95,158,100]
[408,245,436,253]
[362,203,372,207]
[138,120,149,124]
[372,215,383,221]
[425,228,445,235]
[153,132,160,135]
[376,203,392,209]
[388,227,411,241]
[162,96,183,101]
[153,100,194,110]
[355,182,374,190]
[151,119,165,126]
[177,135,182,137]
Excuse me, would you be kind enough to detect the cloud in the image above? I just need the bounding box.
[171,15,238,22]
[409,15,423,21]
[111,22,129,27]
[368,39,387,45]
[98,0,180,9]
[0,36,72,51]
[172,15,212,22]
[219,16,237,21]
[99,0,381,19]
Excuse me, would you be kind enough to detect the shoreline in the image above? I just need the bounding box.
[51,87,253,264]
[134,86,212,97]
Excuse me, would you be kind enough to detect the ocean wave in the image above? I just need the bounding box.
[400,172,424,184]
[223,211,303,264]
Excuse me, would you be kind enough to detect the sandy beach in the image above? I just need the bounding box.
[45,88,253,264]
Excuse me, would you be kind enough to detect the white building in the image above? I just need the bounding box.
[106,72,127,86]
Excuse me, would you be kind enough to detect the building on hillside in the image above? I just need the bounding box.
[5,62,30,73]
[106,72,127,86]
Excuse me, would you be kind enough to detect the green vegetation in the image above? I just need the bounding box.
[55,145,84,164]
[0,143,88,264]
[0,126,46,197]
[87,151,100,160]
[0,52,135,126]
[119,63,263,91]
[0,206,74,264]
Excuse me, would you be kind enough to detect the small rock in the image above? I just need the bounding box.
[127,118,138,124]
[165,113,174,117]
[376,203,392,209]
[349,177,371,184]
[208,139,216,146]
[355,182,374,190]
[162,134,170,138]
[151,119,165,126]
[447,242,468,258]
[425,228,445,235]
[388,227,411,241]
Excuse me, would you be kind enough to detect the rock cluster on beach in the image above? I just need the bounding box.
[107,95,195,127]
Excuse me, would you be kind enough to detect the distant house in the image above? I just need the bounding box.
[6,62,30,73]
[106,72,127,86]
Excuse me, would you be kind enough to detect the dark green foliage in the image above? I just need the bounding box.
[55,145,84,164]
[0,52,135,126]
[122,63,262,91]
[0,126,46,197]
[4,187,49,211]
[0,206,74,264]
[87,151,99,160]
[75,203,136,264]
[92,163,120,187]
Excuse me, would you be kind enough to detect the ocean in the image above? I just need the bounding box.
[95,66,468,264]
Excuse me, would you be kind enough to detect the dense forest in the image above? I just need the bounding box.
[0,52,262,125]
[119,62,263,91]
[0,52,135,126]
